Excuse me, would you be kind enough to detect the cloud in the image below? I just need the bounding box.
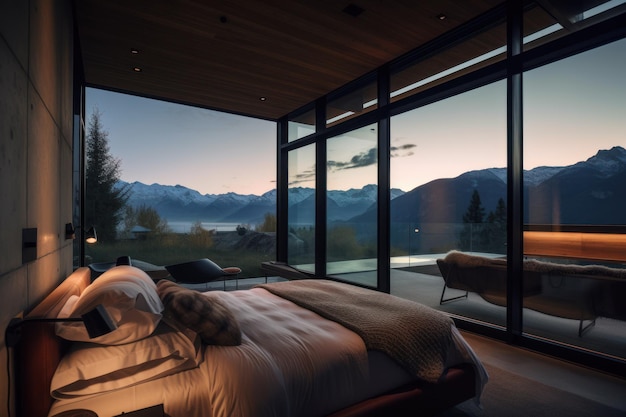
[391,143,417,158]
[290,142,417,183]
[328,147,378,171]
[288,167,316,186]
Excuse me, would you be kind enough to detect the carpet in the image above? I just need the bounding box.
[437,363,625,417]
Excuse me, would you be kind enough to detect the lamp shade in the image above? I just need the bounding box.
[85,226,97,244]
[64,223,98,244]
[65,223,76,240]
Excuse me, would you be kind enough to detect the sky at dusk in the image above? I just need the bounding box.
[86,89,277,196]
[86,38,625,196]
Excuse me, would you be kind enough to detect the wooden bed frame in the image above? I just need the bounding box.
[15,267,477,417]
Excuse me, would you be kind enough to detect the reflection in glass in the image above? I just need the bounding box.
[326,124,378,286]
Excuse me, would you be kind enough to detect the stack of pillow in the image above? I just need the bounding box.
[52,265,241,398]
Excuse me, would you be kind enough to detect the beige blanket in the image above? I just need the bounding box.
[257,279,454,383]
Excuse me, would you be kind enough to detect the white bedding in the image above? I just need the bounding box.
[48,287,486,417]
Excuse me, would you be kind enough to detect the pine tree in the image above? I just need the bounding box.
[484,197,507,253]
[459,190,485,251]
[462,190,485,224]
[85,108,130,242]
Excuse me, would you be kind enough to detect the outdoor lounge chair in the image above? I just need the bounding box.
[165,258,241,290]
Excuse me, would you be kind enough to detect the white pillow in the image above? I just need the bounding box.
[51,323,201,398]
[56,265,163,345]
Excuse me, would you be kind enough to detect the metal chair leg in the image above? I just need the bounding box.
[578,317,596,337]
[440,284,469,305]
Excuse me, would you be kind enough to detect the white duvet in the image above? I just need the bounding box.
[48,288,485,417]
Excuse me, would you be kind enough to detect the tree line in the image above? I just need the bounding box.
[459,189,507,253]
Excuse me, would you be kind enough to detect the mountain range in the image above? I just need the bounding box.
[120,180,405,226]
[119,146,626,229]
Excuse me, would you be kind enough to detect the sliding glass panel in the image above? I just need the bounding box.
[326,124,378,286]
[523,38,626,360]
[389,81,507,328]
[287,144,316,272]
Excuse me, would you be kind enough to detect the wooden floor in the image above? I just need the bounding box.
[458,331,626,412]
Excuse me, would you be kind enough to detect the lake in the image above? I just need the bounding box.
[168,221,242,233]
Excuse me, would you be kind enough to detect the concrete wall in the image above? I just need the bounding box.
[0,0,75,415]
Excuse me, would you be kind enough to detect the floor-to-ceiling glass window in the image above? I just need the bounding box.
[389,81,507,327]
[276,2,626,375]
[83,89,277,281]
[326,123,378,286]
[287,144,316,272]
[523,38,626,360]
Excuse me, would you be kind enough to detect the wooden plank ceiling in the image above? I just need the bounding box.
[73,0,503,120]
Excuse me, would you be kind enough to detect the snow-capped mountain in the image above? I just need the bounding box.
[119,181,404,225]
[353,146,626,227]
[472,165,570,187]
[118,146,626,228]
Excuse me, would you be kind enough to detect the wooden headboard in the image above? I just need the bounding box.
[15,267,91,417]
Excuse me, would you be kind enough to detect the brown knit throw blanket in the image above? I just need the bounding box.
[256,279,454,383]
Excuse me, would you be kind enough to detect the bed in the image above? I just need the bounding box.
[14,265,487,417]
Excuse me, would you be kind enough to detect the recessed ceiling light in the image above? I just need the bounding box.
[130,48,139,54]
[259,97,267,101]
[437,13,447,20]
[133,67,142,72]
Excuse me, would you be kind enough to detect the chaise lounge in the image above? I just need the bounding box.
[437,251,626,336]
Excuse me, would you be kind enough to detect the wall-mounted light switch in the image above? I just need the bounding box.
[22,228,37,264]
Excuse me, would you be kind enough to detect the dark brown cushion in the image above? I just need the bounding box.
[156,280,242,346]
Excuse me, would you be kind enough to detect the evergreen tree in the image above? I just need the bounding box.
[459,190,485,251]
[484,198,507,253]
[85,108,130,242]
[462,190,485,224]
